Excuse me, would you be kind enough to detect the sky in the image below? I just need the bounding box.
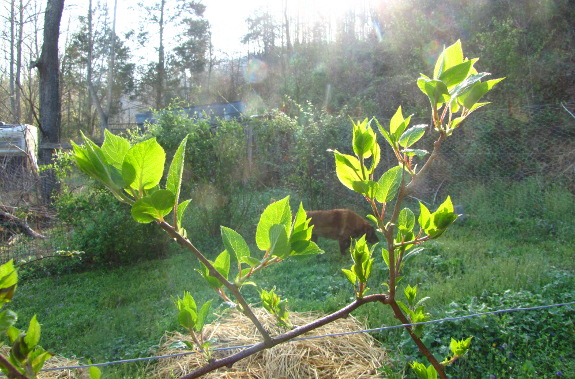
[203,0,273,54]
[63,0,374,59]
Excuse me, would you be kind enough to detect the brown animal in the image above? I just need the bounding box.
[306,209,378,255]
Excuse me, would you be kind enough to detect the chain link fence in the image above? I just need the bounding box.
[245,102,573,207]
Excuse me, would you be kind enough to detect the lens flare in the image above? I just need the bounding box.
[244,58,268,84]
[422,40,443,67]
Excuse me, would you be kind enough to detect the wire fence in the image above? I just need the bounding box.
[34,300,575,374]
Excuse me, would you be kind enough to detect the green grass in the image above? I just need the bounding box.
[7,182,575,377]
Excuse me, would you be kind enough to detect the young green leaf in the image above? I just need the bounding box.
[352,180,378,198]
[166,135,188,206]
[122,138,166,192]
[375,118,394,148]
[404,285,418,307]
[398,208,416,232]
[255,197,291,251]
[290,203,312,241]
[221,226,251,266]
[240,256,261,267]
[341,268,357,286]
[399,124,427,148]
[0,310,17,334]
[89,366,102,379]
[176,199,191,232]
[410,361,429,379]
[213,250,231,281]
[131,190,175,223]
[101,129,131,171]
[332,151,363,189]
[196,300,213,332]
[418,202,433,232]
[438,59,475,89]
[0,260,18,304]
[459,77,505,110]
[375,166,403,203]
[72,134,125,194]
[417,77,450,108]
[401,149,429,158]
[178,307,196,331]
[24,315,41,350]
[29,348,52,376]
[433,196,458,229]
[268,224,291,258]
[433,39,464,79]
[352,119,375,159]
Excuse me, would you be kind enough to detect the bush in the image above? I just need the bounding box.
[55,187,168,267]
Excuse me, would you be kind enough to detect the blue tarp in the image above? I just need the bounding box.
[135,101,245,129]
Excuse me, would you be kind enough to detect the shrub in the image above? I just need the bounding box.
[55,185,168,267]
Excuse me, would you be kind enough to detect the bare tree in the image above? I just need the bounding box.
[31,0,64,202]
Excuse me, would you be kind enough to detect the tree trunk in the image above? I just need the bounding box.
[87,0,94,136]
[156,0,165,109]
[32,0,65,203]
[15,0,24,123]
[103,0,118,136]
[9,0,17,123]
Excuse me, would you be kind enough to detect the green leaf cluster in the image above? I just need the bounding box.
[410,362,438,379]
[0,261,52,378]
[175,292,213,335]
[447,336,473,362]
[418,196,459,239]
[397,285,430,338]
[72,131,190,227]
[341,236,375,298]
[417,40,504,135]
[198,198,323,301]
[260,288,291,327]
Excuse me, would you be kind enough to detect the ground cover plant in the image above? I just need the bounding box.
[66,40,504,378]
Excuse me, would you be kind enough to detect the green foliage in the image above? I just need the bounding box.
[410,361,438,379]
[0,261,52,378]
[420,271,575,378]
[260,288,290,327]
[174,291,213,355]
[342,236,376,298]
[54,188,168,266]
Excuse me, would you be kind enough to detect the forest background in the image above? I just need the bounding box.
[0,0,575,377]
[1,0,574,136]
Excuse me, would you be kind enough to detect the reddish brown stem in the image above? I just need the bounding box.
[0,354,26,379]
[157,221,273,346]
[389,300,447,378]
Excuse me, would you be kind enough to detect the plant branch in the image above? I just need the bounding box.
[156,221,273,346]
[0,354,26,379]
[405,132,446,196]
[179,294,389,379]
[389,300,447,379]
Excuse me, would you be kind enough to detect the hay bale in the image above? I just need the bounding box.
[152,308,388,378]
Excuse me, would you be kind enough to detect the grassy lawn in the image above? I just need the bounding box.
[8,184,575,377]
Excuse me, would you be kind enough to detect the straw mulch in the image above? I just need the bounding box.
[152,308,389,378]
[0,346,89,378]
[37,355,90,379]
